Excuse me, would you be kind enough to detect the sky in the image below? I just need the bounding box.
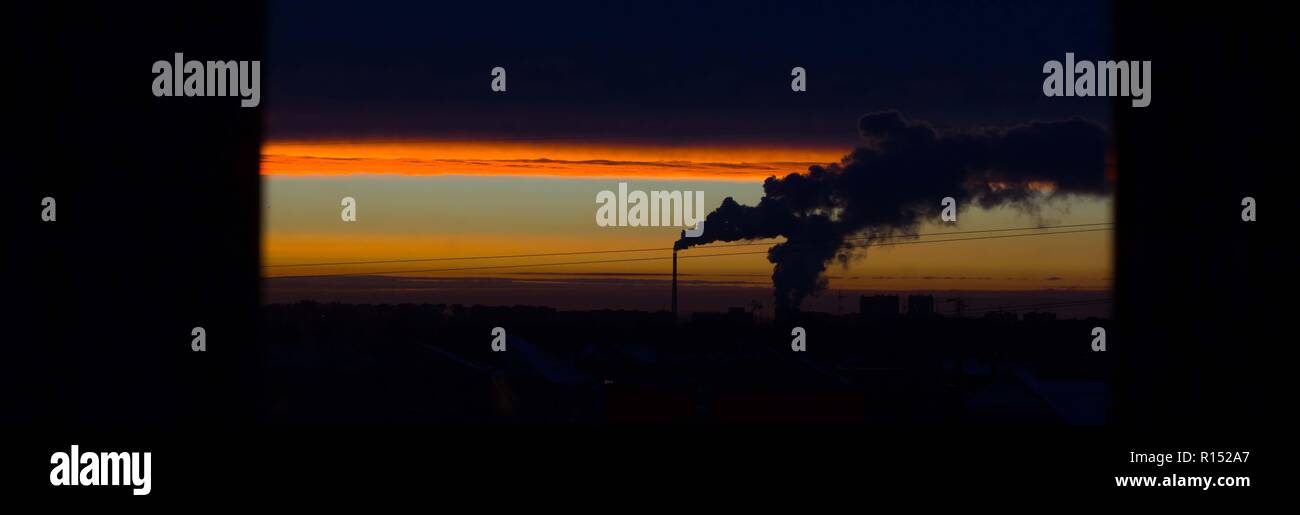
[262,0,1115,317]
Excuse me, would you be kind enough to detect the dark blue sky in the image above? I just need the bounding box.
[267,0,1113,143]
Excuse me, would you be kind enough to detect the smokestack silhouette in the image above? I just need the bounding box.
[675,111,1110,318]
[672,235,679,321]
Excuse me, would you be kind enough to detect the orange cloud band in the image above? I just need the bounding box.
[261,140,845,181]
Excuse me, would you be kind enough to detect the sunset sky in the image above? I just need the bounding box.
[262,1,1114,316]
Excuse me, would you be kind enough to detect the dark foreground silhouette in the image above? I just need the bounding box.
[262,302,1111,425]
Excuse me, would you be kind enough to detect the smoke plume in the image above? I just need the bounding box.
[675,110,1110,316]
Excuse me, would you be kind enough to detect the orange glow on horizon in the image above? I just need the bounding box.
[262,140,847,181]
[260,138,1114,297]
[262,230,1113,292]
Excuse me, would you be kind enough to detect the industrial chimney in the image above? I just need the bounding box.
[671,248,679,321]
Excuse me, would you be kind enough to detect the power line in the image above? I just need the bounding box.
[264,222,1112,268]
[266,245,674,268]
[266,227,1112,280]
[708,222,1112,250]
[268,252,762,279]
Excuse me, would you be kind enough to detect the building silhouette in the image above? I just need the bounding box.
[984,311,1017,323]
[1023,312,1057,323]
[859,295,900,319]
[907,295,936,318]
[690,307,755,327]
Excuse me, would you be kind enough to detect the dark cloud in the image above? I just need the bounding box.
[677,111,1110,315]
